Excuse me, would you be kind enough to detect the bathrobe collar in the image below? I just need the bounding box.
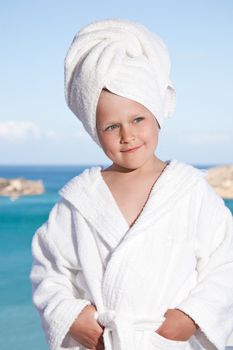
[59,159,207,249]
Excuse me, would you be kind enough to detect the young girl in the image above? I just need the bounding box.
[29,18,233,350]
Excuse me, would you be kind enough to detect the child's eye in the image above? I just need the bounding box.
[133,116,144,123]
[105,124,118,131]
[104,117,144,131]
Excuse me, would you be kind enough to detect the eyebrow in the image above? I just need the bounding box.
[104,121,119,126]
[103,113,146,126]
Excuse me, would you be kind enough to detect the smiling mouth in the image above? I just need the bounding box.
[121,145,142,152]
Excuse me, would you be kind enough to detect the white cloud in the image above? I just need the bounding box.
[0,120,89,143]
[0,121,41,142]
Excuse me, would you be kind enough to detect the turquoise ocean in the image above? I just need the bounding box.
[0,164,232,350]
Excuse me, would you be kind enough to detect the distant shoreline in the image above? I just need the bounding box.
[0,177,44,200]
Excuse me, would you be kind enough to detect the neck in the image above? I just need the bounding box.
[107,156,168,176]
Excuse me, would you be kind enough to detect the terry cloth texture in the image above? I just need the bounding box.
[30,159,233,350]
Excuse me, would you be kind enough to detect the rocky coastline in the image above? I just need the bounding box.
[0,177,44,201]
[206,164,233,199]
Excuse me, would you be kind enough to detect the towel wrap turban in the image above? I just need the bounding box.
[64,18,176,146]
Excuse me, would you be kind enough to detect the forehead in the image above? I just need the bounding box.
[97,89,150,118]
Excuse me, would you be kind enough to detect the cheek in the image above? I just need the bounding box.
[100,134,118,151]
[141,123,158,143]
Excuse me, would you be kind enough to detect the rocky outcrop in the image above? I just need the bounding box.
[0,177,44,200]
[206,165,233,199]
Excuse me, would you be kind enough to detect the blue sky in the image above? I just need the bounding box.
[0,1,232,166]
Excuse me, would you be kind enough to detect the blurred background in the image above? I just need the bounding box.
[0,1,232,349]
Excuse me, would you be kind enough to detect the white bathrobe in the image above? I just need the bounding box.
[29,159,233,350]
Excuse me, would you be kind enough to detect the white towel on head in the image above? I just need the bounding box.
[64,18,176,146]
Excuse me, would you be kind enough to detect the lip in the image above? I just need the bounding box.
[121,145,142,152]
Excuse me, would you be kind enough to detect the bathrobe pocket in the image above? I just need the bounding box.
[149,331,189,349]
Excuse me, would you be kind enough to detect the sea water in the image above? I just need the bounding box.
[0,164,232,350]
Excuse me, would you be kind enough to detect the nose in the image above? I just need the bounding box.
[120,125,135,143]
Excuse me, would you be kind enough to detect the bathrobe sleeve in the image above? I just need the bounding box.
[176,179,233,350]
[29,198,92,350]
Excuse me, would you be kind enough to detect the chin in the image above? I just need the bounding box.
[113,159,147,171]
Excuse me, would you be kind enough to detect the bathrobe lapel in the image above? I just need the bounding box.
[59,159,207,252]
[59,166,128,250]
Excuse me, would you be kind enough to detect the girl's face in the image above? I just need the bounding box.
[96,89,160,171]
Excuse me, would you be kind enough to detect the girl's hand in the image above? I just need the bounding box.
[68,304,105,350]
[155,308,198,341]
